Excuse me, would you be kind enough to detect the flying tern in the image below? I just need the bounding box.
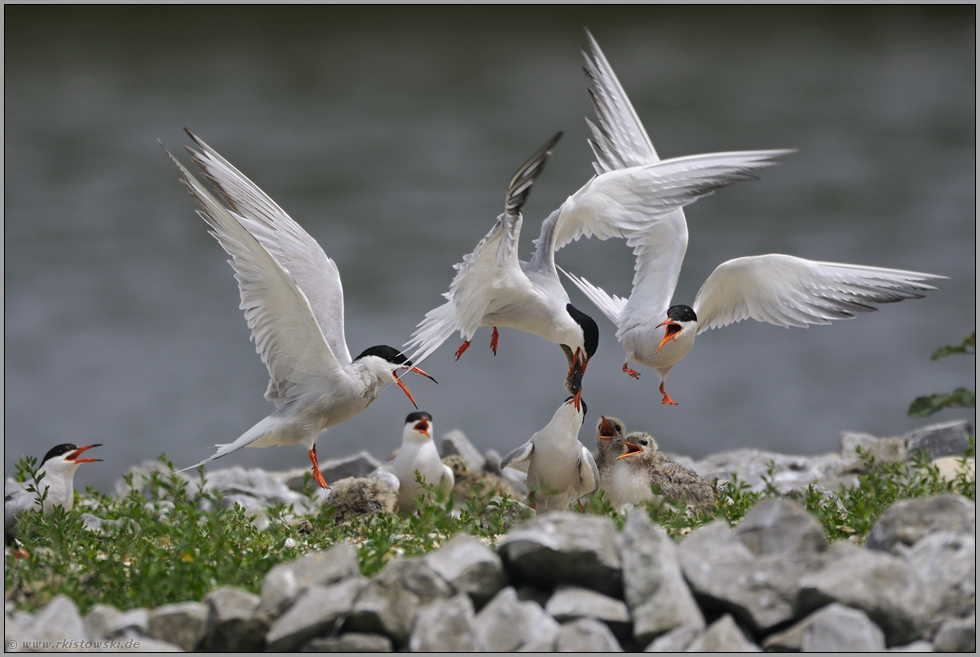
[405,130,793,406]
[500,396,598,512]
[5,443,102,543]
[563,31,945,406]
[165,131,436,488]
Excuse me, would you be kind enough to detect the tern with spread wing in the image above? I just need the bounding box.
[563,31,945,406]
[405,129,793,405]
[166,132,435,488]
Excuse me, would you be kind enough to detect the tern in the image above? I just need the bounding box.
[500,396,598,512]
[563,31,946,406]
[603,432,715,513]
[377,411,454,515]
[5,443,102,543]
[405,128,795,406]
[165,131,436,488]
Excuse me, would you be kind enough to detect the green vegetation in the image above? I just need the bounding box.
[6,441,973,615]
[908,331,975,418]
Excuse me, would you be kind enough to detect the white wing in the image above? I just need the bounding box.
[574,32,691,334]
[578,445,600,494]
[582,28,659,173]
[165,145,348,405]
[183,131,352,370]
[533,149,793,275]
[500,441,535,474]
[693,254,946,333]
[404,134,560,365]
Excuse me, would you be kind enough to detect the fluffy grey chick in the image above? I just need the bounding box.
[593,416,626,484]
[442,454,524,503]
[325,472,399,523]
[605,432,715,512]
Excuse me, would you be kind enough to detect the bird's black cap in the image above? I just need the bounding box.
[354,345,412,366]
[667,305,698,323]
[566,304,599,360]
[405,411,432,424]
[40,443,79,466]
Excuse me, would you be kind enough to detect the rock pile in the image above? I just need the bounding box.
[5,419,974,651]
[6,493,974,652]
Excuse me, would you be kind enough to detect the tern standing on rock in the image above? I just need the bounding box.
[377,412,454,515]
[165,132,436,489]
[563,31,946,407]
[501,397,598,512]
[405,127,795,405]
[5,443,102,543]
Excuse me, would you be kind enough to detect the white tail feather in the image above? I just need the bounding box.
[559,266,627,330]
[177,414,281,473]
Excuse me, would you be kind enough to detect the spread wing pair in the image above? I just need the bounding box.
[405,122,793,404]
[562,31,945,406]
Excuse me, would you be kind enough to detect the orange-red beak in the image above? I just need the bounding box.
[393,373,419,409]
[567,390,583,412]
[655,319,683,354]
[617,440,642,459]
[67,444,103,463]
[599,417,616,440]
[393,366,438,409]
[414,418,430,437]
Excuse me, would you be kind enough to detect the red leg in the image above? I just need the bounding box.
[308,444,330,489]
[490,327,499,356]
[659,381,678,406]
[455,340,471,360]
[623,363,640,379]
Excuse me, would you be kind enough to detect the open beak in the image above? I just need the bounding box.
[599,417,616,440]
[617,440,642,459]
[393,373,419,409]
[414,418,430,437]
[565,390,583,413]
[655,319,683,354]
[406,365,437,385]
[67,443,103,463]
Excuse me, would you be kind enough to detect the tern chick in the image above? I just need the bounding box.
[593,415,627,485]
[500,397,598,512]
[442,454,524,503]
[325,473,399,523]
[5,443,102,543]
[378,412,454,515]
[603,431,714,512]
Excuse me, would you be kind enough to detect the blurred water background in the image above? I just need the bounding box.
[5,7,975,493]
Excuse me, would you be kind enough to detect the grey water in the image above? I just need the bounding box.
[5,7,975,493]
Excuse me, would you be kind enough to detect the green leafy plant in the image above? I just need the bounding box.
[6,442,974,616]
[909,331,975,417]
